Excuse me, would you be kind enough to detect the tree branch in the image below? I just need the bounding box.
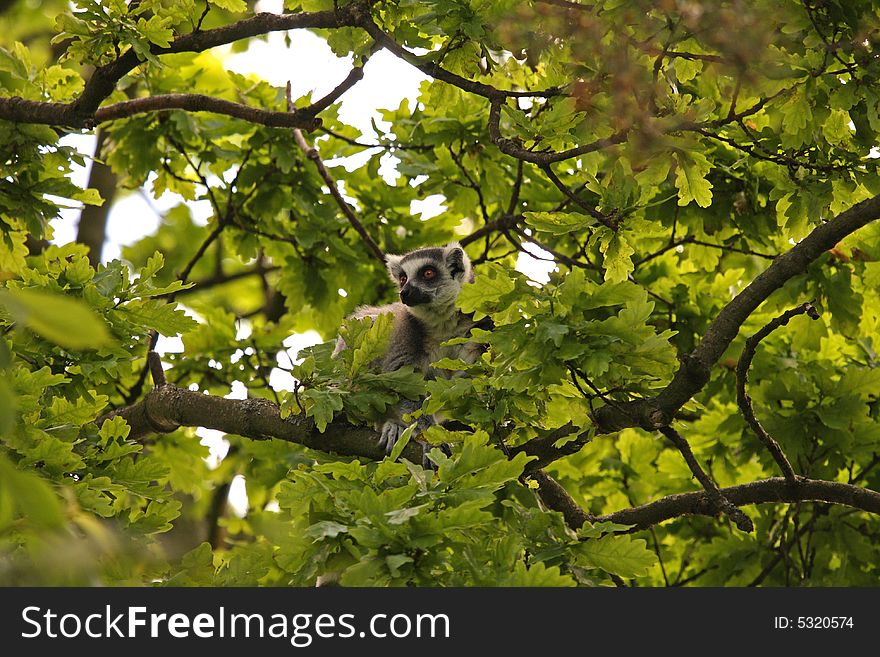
[159,263,281,298]
[736,302,819,481]
[485,92,780,166]
[101,382,429,464]
[592,193,880,434]
[305,64,367,116]
[531,469,594,529]
[95,94,321,130]
[360,19,560,102]
[289,84,385,264]
[0,4,368,129]
[487,98,629,165]
[500,193,880,471]
[659,425,754,532]
[147,350,167,387]
[507,422,592,473]
[99,381,880,533]
[538,162,616,228]
[597,477,880,531]
[460,213,520,247]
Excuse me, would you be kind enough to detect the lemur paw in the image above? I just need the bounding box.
[378,421,451,470]
[378,420,405,455]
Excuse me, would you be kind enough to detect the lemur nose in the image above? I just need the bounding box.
[400,284,427,306]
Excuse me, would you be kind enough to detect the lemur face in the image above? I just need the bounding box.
[385,243,472,308]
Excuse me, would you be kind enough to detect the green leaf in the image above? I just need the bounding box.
[0,378,15,434]
[524,211,595,235]
[98,415,131,441]
[0,232,28,275]
[457,263,516,314]
[0,288,114,349]
[306,520,349,540]
[674,150,713,208]
[137,251,166,283]
[340,557,388,586]
[72,188,104,206]
[0,455,64,529]
[208,0,247,11]
[597,231,635,283]
[348,312,393,377]
[138,17,174,48]
[389,422,417,462]
[576,534,657,578]
[503,561,576,586]
[823,109,852,146]
[781,92,813,148]
[116,299,198,336]
[303,387,345,432]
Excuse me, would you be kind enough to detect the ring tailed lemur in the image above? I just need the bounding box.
[334,242,486,457]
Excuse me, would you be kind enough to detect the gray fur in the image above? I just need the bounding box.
[334,243,484,463]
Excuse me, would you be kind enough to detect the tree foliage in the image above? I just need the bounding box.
[2,0,880,587]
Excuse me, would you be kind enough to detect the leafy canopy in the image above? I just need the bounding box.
[1,0,880,587]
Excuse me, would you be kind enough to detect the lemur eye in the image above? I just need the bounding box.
[422,268,436,280]
[399,274,407,285]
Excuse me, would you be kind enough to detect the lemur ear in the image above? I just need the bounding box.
[444,242,472,282]
[385,253,403,283]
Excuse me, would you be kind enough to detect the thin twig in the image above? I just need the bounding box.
[361,18,561,101]
[180,221,226,283]
[538,163,617,229]
[304,63,368,116]
[736,301,820,482]
[512,226,597,271]
[147,350,167,387]
[287,82,385,264]
[448,145,490,223]
[747,507,822,587]
[635,235,776,267]
[658,425,754,532]
[506,160,524,216]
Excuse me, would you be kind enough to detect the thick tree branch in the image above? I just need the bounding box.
[507,422,591,473]
[0,4,368,129]
[95,94,321,130]
[102,382,430,465]
[531,469,594,529]
[70,4,372,122]
[499,193,880,471]
[597,477,880,531]
[591,193,880,434]
[100,381,880,532]
[0,2,570,131]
